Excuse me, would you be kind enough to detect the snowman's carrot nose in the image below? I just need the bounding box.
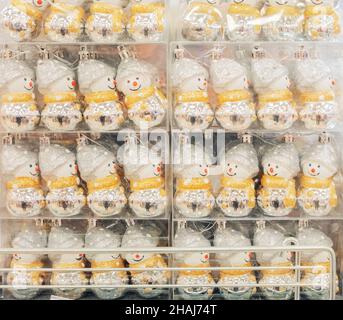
[133,81,138,87]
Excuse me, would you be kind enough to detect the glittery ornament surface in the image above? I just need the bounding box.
[91,272,128,300]
[218,274,256,300]
[128,12,164,41]
[7,271,41,300]
[217,188,254,217]
[301,273,331,300]
[298,187,332,217]
[300,102,338,130]
[258,188,293,217]
[177,275,214,300]
[51,272,88,300]
[131,270,168,298]
[226,15,259,41]
[259,273,295,300]
[263,16,303,41]
[305,15,335,40]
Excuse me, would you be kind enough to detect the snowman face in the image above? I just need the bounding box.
[92,253,121,262]
[55,159,78,177]
[90,74,117,92]
[182,75,208,92]
[305,0,333,5]
[229,0,257,6]
[183,251,210,265]
[49,74,77,93]
[93,156,117,178]
[59,253,85,264]
[302,160,334,179]
[139,161,163,179]
[268,0,297,6]
[119,72,152,96]
[192,0,219,4]
[6,76,34,93]
[314,75,336,91]
[181,162,210,178]
[269,74,290,91]
[16,157,40,178]
[264,161,292,179]
[31,0,49,10]
[224,160,252,180]
[13,253,37,264]
[125,252,153,264]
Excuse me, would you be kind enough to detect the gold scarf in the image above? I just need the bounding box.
[130,176,165,191]
[177,177,212,191]
[7,176,40,189]
[47,176,78,190]
[299,91,335,104]
[299,175,333,189]
[88,175,121,193]
[11,0,43,20]
[217,89,252,105]
[85,91,119,104]
[258,89,294,107]
[176,91,209,104]
[265,5,301,17]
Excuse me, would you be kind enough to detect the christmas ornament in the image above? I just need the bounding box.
[174,228,215,300]
[1,144,45,217]
[7,226,47,300]
[262,0,303,41]
[48,226,88,300]
[258,141,299,217]
[181,0,223,41]
[122,224,169,298]
[127,0,165,41]
[214,226,256,300]
[298,140,338,217]
[225,0,261,41]
[252,56,298,130]
[77,143,127,217]
[172,56,214,130]
[210,57,256,131]
[86,0,126,42]
[85,227,128,300]
[294,58,338,130]
[37,56,82,131]
[0,0,49,41]
[45,0,85,42]
[39,144,86,217]
[217,142,259,217]
[304,0,341,40]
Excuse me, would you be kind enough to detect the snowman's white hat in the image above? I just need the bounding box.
[85,227,121,249]
[297,227,332,248]
[12,227,47,249]
[0,60,34,90]
[214,228,251,248]
[175,228,210,248]
[121,225,158,248]
[48,226,84,249]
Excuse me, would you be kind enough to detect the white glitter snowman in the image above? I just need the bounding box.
[258,142,299,217]
[225,0,261,41]
[298,142,338,217]
[1,0,49,41]
[48,226,88,300]
[254,225,295,300]
[7,226,47,300]
[1,145,45,217]
[217,143,259,217]
[175,228,215,300]
[294,58,338,130]
[214,227,256,300]
[85,227,128,300]
[86,0,126,42]
[39,144,86,217]
[45,0,86,42]
[37,58,82,131]
[78,58,125,131]
[122,224,169,298]
[210,57,256,131]
[174,143,215,218]
[304,0,341,40]
[116,55,167,129]
[252,57,298,130]
[77,143,127,217]
[181,0,223,41]
[127,0,165,41]
[262,0,303,41]
[0,59,40,132]
[172,57,214,130]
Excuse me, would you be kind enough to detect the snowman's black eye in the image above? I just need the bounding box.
[127,80,130,83]
[136,77,139,80]
[108,163,111,167]
[309,163,312,167]
[276,165,279,169]
[29,164,33,168]
[69,164,73,168]
[318,165,321,168]
[108,78,111,81]
[235,165,238,168]
[24,78,27,81]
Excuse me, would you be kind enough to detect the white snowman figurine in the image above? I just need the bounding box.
[37,58,82,131]
[122,224,169,298]
[252,57,298,130]
[217,143,259,217]
[85,227,128,300]
[298,142,338,217]
[78,57,125,131]
[210,57,256,131]
[1,0,49,41]
[214,227,256,300]
[181,0,223,41]
[39,144,86,217]
[1,144,45,217]
[174,143,215,218]
[45,0,86,42]
[262,0,303,41]
[127,0,165,41]
[7,226,47,300]
[258,142,299,217]
[116,55,167,129]
[254,225,295,300]
[225,0,261,41]
[0,59,40,132]
[48,226,88,300]
[294,58,338,130]
[174,228,215,300]
[77,143,127,217]
[172,57,214,130]
[86,0,126,42]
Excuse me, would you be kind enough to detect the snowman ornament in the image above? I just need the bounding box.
[0,58,40,132]
[7,227,47,300]
[86,227,128,300]
[48,226,88,300]
[258,141,299,217]
[77,143,127,217]
[1,144,45,217]
[210,57,256,131]
[172,56,214,130]
[217,142,259,217]
[86,0,126,42]
[294,58,338,130]
[37,57,82,131]
[78,56,125,131]
[39,144,86,217]
[1,0,49,41]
